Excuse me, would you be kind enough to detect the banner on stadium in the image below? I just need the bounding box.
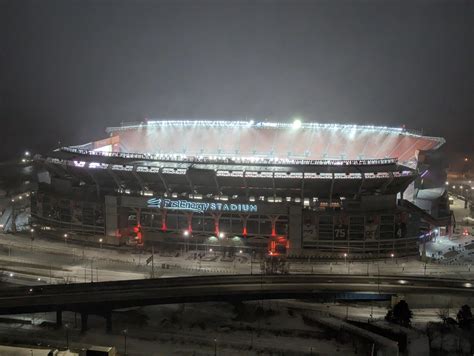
[147,197,258,214]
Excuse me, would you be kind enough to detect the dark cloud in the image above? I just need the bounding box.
[1,0,473,159]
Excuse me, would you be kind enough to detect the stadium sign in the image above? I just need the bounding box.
[147,198,258,214]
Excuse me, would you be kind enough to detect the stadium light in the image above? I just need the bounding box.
[292,118,302,129]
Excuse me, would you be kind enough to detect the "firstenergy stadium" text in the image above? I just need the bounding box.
[147,198,258,213]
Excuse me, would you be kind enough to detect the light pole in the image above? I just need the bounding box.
[65,322,70,349]
[183,230,189,253]
[64,233,68,246]
[30,228,35,250]
[99,238,103,249]
[343,253,349,273]
[122,329,128,355]
[251,250,255,275]
[214,338,217,356]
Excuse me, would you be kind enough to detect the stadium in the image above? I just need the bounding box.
[32,120,448,258]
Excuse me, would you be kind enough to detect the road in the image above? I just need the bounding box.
[2,231,474,288]
[0,274,472,315]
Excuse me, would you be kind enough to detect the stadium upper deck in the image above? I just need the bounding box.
[76,120,445,166]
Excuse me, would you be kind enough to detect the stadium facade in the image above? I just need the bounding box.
[32,120,447,257]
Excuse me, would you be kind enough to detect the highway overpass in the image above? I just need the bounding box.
[0,274,472,332]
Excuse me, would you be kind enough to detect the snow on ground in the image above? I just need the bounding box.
[0,301,362,355]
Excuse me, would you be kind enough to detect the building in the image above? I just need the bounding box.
[32,120,446,257]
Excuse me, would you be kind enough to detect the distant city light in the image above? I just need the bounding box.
[24,151,30,156]
[445,181,449,185]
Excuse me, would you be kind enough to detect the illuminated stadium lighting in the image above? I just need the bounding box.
[107,120,432,139]
[292,118,302,129]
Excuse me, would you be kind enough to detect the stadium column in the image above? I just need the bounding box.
[239,214,249,236]
[211,213,222,235]
[161,209,168,231]
[105,196,118,238]
[288,205,303,254]
[268,215,280,236]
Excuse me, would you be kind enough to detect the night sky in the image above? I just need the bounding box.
[1,0,473,160]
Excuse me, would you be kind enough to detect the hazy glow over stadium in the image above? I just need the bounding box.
[94,120,445,165]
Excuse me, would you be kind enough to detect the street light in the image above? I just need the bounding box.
[65,323,70,349]
[122,329,128,355]
[214,338,217,356]
[99,238,103,248]
[183,230,190,252]
[218,232,225,238]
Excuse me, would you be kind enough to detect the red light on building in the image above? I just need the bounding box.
[242,226,247,236]
[133,224,143,244]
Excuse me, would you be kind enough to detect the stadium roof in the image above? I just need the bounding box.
[92,120,445,165]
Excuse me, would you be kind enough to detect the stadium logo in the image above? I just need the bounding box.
[147,198,258,214]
